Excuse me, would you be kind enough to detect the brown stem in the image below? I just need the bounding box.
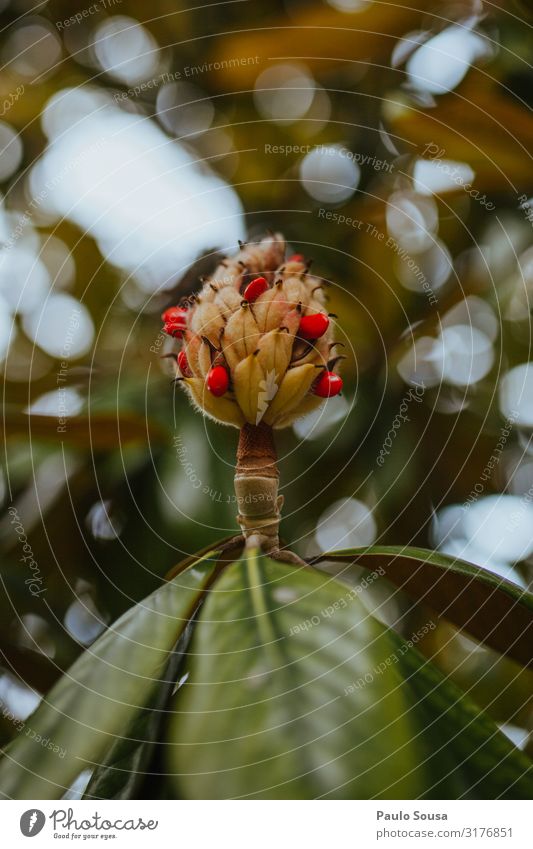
[234,422,282,553]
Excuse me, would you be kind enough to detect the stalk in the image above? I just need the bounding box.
[234,422,282,553]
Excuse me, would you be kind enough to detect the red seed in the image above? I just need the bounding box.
[206,365,229,396]
[177,350,190,376]
[163,320,186,337]
[243,276,268,302]
[288,253,304,263]
[162,306,188,337]
[298,313,330,340]
[162,305,187,323]
[313,371,343,398]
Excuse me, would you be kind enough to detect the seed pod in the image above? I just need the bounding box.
[263,364,317,426]
[197,339,213,377]
[252,284,289,334]
[185,377,244,427]
[233,353,266,424]
[283,276,309,307]
[215,286,242,317]
[223,303,260,367]
[256,328,293,378]
[189,302,225,345]
[169,234,343,428]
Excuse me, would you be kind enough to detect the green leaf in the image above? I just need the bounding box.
[167,551,533,799]
[0,552,219,800]
[313,546,533,668]
[83,622,194,800]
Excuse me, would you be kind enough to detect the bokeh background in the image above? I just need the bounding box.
[1,0,532,758]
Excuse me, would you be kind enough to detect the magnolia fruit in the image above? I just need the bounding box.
[163,233,343,429]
